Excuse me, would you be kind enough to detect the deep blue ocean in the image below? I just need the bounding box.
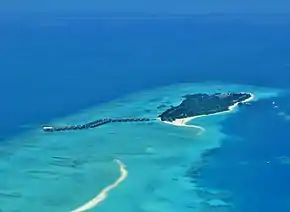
[196,94,290,212]
[1,13,290,211]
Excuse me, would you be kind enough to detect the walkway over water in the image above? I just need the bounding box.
[42,117,152,132]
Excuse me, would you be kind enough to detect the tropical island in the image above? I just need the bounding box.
[42,92,253,133]
[158,92,253,122]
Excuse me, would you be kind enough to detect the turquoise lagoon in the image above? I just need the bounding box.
[0,82,281,212]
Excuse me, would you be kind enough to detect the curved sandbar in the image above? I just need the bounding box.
[71,159,128,212]
[157,117,205,135]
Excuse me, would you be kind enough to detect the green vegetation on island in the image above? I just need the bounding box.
[158,92,252,122]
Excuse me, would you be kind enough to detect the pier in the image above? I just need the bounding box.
[42,117,151,132]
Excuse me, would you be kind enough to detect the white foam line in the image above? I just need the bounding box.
[158,93,255,134]
[71,159,128,212]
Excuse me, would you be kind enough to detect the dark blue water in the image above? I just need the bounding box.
[1,13,290,139]
[1,13,290,211]
[196,94,290,212]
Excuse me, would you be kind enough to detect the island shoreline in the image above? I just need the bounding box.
[158,92,254,133]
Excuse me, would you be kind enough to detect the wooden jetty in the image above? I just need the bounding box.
[42,117,151,132]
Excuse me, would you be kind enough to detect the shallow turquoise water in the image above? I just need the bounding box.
[0,82,281,212]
